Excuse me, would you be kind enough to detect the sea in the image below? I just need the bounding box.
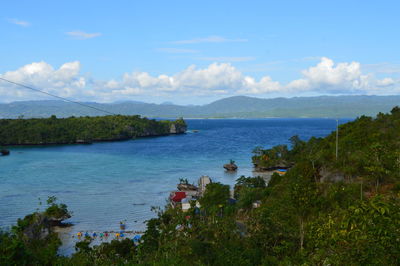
[0,118,350,254]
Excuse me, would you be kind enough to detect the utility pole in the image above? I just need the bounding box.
[336,119,339,160]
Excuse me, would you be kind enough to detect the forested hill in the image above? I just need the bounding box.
[123,107,400,264]
[0,115,186,145]
[1,95,400,118]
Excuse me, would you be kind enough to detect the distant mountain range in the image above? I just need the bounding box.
[1,95,399,119]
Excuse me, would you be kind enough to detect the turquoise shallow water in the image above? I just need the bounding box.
[0,118,347,234]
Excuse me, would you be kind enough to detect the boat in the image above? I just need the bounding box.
[1,149,10,156]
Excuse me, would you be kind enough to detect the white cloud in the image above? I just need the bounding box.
[0,58,398,103]
[172,35,247,44]
[376,77,395,87]
[286,57,395,94]
[7,18,30,27]
[156,48,199,54]
[66,31,102,40]
[0,61,86,102]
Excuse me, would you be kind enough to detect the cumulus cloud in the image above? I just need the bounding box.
[172,35,248,44]
[66,31,102,40]
[0,61,86,102]
[286,57,395,93]
[0,58,398,103]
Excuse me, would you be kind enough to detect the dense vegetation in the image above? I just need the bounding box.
[1,108,400,265]
[0,115,186,145]
[0,197,71,265]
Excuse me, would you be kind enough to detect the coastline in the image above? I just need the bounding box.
[0,131,185,147]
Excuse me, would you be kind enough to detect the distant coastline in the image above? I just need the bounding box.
[1,95,400,119]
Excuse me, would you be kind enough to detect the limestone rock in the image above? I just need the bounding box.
[224,163,238,171]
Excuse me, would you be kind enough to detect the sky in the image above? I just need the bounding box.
[1,0,400,105]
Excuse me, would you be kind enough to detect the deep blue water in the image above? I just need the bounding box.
[0,118,347,234]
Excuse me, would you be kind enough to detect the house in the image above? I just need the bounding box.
[252,200,261,208]
[198,176,212,196]
[170,191,186,203]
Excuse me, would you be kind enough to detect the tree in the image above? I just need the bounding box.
[199,183,230,214]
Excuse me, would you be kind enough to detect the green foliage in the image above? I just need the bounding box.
[0,115,186,145]
[236,187,266,209]
[44,196,71,220]
[268,172,282,188]
[252,144,289,170]
[309,196,400,265]
[179,178,189,184]
[1,216,62,266]
[199,182,230,213]
[234,175,266,199]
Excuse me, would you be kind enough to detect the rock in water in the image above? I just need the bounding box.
[1,149,10,156]
[224,163,238,171]
[177,183,198,191]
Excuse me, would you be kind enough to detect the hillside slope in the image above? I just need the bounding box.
[1,95,400,118]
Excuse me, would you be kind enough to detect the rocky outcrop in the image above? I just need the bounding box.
[224,162,238,171]
[20,213,52,240]
[253,164,291,172]
[47,213,72,227]
[170,122,187,134]
[177,183,198,191]
[16,210,72,241]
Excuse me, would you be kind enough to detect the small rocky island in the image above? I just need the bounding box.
[0,115,187,146]
[17,196,72,243]
[223,159,238,171]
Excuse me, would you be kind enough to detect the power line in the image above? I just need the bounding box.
[0,77,117,116]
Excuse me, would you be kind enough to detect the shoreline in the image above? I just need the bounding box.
[0,132,186,147]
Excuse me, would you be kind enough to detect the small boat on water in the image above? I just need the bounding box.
[1,149,10,156]
[192,130,199,133]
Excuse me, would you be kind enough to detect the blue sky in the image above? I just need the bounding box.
[1,0,399,104]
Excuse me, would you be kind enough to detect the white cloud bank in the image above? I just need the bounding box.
[0,57,398,103]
